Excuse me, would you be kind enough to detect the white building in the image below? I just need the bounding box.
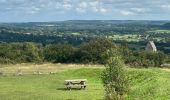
[145,41,157,52]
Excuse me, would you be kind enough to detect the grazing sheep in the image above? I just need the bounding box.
[34,70,42,75]
[16,69,23,76]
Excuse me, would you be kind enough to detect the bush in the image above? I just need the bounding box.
[44,44,75,63]
[0,42,43,64]
[102,48,129,100]
[74,38,115,64]
[127,51,167,67]
[0,57,15,64]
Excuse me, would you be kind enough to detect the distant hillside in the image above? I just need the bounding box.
[0,20,166,36]
[0,20,170,53]
[161,23,170,29]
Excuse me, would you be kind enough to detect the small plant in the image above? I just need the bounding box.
[102,48,129,100]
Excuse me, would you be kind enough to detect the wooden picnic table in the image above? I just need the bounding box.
[65,79,87,90]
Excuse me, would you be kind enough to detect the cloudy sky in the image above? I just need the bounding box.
[0,0,170,22]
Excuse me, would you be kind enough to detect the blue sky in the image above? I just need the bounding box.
[0,0,170,22]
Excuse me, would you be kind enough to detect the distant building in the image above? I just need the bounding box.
[145,41,157,52]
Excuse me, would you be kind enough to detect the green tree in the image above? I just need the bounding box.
[75,38,115,64]
[102,48,129,100]
[0,42,43,63]
[44,44,75,63]
[21,42,43,62]
[119,43,133,64]
[131,51,167,67]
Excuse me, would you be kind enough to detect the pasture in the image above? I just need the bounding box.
[111,34,141,42]
[148,30,170,33]
[0,64,170,100]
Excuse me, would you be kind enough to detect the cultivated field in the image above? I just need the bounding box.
[0,64,170,100]
[148,30,170,33]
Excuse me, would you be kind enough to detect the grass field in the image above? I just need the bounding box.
[110,34,141,42]
[148,30,170,33]
[0,64,170,100]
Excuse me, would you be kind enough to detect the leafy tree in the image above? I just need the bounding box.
[21,42,43,62]
[0,42,43,63]
[119,43,133,64]
[75,38,115,64]
[129,51,167,67]
[102,48,129,100]
[44,44,75,63]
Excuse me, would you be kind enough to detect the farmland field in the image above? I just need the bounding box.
[0,64,170,100]
[148,30,170,33]
[110,34,141,42]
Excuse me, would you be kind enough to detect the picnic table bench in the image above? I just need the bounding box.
[65,79,87,90]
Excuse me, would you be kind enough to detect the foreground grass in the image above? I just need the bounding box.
[127,68,170,100]
[0,64,170,100]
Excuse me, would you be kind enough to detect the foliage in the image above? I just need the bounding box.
[128,51,167,67]
[0,39,169,67]
[102,48,129,100]
[0,20,170,54]
[161,23,170,29]
[118,43,134,64]
[0,42,43,63]
[74,38,115,64]
[44,44,75,63]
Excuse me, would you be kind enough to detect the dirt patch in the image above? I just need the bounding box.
[0,63,103,75]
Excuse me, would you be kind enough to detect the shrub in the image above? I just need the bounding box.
[44,44,75,63]
[102,48,129,100]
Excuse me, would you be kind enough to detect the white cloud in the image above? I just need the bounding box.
[92,6,98,12]
[63,0,71,3]
[100,8,108,13]
[89,1,99,7]
[161,5,170,9]
[63,3,72,10]
[28,10,37,14]
[76,7,86,13]
[130,8,146,13]
[75,1,88,13]
[76,0,109,14]
[79,2,88,8]
[2,0,170,21]
[120,10,135,16]
[26,6,41,15]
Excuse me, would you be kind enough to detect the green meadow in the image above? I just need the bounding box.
[111,34,141,42]
[0,64,170,100]
[148,30,170,33]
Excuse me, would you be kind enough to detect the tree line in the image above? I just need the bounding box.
[0,38,168,67]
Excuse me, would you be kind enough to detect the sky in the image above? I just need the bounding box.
[0,0,170,22]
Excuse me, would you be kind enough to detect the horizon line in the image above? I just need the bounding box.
[0,19,170,23]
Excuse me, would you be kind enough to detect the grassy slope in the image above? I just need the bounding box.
[0,65,170,100]
[127,68,170,100]
[0,68,104,100]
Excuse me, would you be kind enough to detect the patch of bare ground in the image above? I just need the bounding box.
[0,63,104,75]
[162,68,170,72]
